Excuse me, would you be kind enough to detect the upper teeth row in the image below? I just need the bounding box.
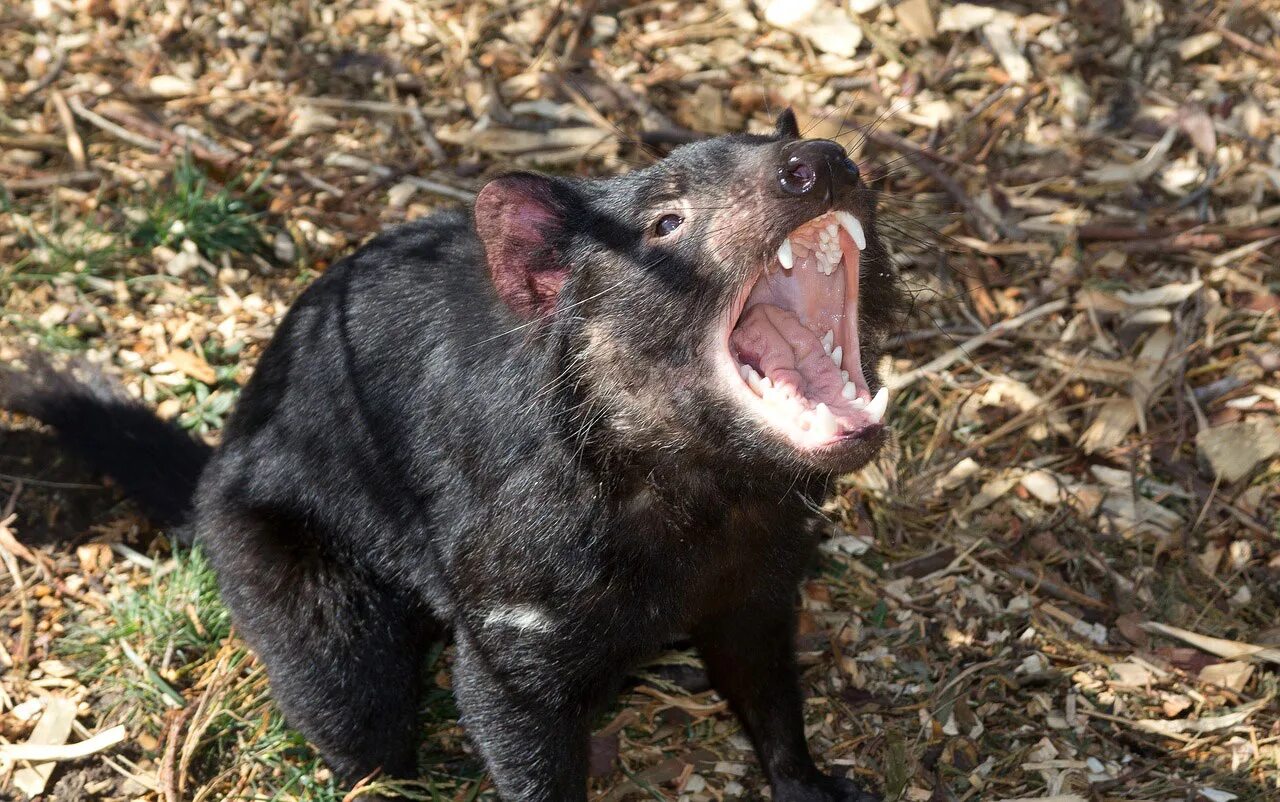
[776,212,866,274]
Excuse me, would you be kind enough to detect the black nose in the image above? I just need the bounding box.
[777,140,858,197]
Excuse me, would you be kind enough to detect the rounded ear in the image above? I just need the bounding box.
[774,108,801,140]
[474,173,575,320]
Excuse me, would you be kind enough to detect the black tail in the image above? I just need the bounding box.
[1,355,212,529]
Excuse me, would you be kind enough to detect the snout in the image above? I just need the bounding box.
[776,140,859,202]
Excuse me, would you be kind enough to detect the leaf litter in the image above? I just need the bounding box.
[1,0,1279,800]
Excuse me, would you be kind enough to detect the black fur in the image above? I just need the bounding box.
[3,117,900,801]
[0,355,210,527]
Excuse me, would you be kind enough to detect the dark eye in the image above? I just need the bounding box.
[654,214,683,237]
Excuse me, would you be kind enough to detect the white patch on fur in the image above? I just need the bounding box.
[484,605,555,633]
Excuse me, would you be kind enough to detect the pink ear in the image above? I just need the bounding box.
[474,174,570,320]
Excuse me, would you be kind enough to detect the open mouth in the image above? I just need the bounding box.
[722,210,888,450]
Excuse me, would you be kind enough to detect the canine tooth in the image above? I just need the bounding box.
[821,330,834,353]
[812,403,838,438]
[841,381,858,399]
[830,346,842,367]
[746,368,764,394]
[837,211,867,251]
[865,386,889,422]
[740,365,752,381]
[777,237,794,270]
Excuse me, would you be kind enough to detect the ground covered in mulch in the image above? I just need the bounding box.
[2,1,1279,800]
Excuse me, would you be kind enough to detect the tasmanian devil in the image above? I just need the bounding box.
[2,110,902,800]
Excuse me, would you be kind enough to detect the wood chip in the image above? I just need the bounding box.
[9,695,77,797]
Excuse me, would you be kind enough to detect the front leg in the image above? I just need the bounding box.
[693,601,880,802]
[450,624,614,801]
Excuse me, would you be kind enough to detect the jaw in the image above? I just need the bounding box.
[718,210,889,461]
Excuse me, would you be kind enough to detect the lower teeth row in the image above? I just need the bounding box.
[820,329,859,400]
[737,364,842,437]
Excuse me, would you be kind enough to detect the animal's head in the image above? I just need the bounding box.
[474,110,902,476]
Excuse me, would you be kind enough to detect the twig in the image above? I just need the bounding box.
[0,725,127,762]
[294,96,452,118]
[49,90,86,169]
[1212,20,1280,65]
[864,128,1012,241]
[159,708,194,802]
[1078,223,1280,243]
[0,472,105,490]
[2,171,100,193]
[1086,233,1223,254]
[1142,622,1280,665]
[0,514,33,666]
[324,153,475,202]
[15,47,67,102]
[888,298,1070,391]
[864,127,966,169]
[1005,564,1109,611]
[90,106,236,166]
[66,96,163,152]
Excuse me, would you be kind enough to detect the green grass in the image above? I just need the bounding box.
[59,548,232,721]
[128,153,270,260]
[2,156,275,360]
[55,545,488,800]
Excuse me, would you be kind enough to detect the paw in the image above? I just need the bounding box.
[775,775,882,802]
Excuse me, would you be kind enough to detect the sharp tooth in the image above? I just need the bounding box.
[740,364,751,381]
[837,211,866,251]
[841,381,858,399]
[746,367,764,394]
[812,403,838,438]
[822,330,834,353]
[865,386,889,422]
[777,237,794,270]
[830,345,842,367]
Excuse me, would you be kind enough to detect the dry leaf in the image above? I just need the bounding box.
[1199,661,1254,692]
[161,349,218,385]
[1195,418,1280,483]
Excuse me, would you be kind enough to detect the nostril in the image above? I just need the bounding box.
[787,162,816,187]
[779,160,818,194]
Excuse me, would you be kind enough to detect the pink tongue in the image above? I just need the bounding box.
[730,304,844,400]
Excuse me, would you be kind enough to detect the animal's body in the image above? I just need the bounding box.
[3,111,901,800]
